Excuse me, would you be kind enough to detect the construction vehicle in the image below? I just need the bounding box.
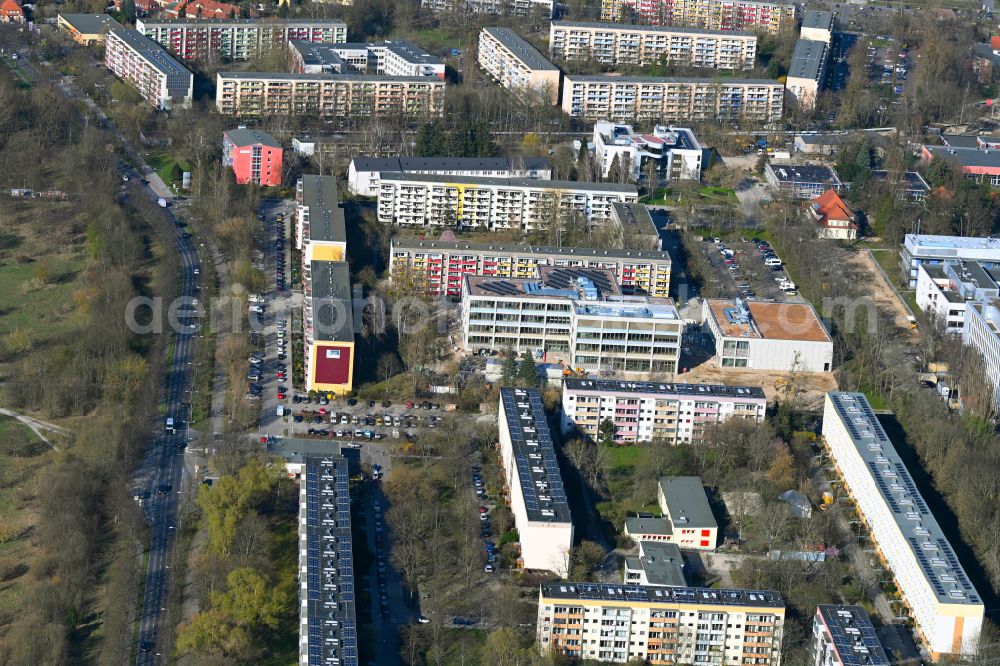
[819,492,835,510]
[774,377,788,390]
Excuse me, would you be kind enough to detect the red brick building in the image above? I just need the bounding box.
[223,128,282,186]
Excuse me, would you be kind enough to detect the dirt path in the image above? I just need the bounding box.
[683,363,838,410]
[844,251,919,345]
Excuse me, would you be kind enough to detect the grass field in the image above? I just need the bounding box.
[147,152,193,192]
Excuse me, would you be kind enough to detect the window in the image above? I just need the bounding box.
[325,349,341,359]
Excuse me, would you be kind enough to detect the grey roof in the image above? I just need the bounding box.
[300,175,345,244]
[625,516,672,536]
[353,156,551,173]
[766,163,841,184]
[310,261,354,343]
[217,71,443,83]
[940,134,981,148]
[137,17,346,27]
[500,387,572,524]
[923,144,1000,169]
[379,171,637,193]
[383,40,443,66]
[795,132,855,146]
[815,605,890,666]
[482,27,558,71]
[630,541,686,587]
[109,28,192,78]
[788,38,828,81]
[59,13,122,34]
[300,456,359,666]
[801,9,834,30]
[611,202,658,238]
[565,378,765,400]
[870,170,929,192]
[825,393,982,606]
[659,477,717,530]
[289,41,348,68]
[224,128,280,148]
[540,582,785,608]
[564,74,781,85]
[391,238,673,262]
[972,43,1000,66]
[271,437,349,465]
[551,19,753,38]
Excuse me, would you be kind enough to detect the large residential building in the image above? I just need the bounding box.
[295,455,359,666]
[288,40,445,78]
[784,38,828,110]
[536,582,786,664]
[135,18,347,61]
[599,0,796,34]
[549,21,757,70]
[920,144,1000,187]
[389,238,673,298]
[702,298,834,372]
[223,128,283,186]
[799,9,833,42]
[348,156,551,196]
[478,27,561,104]
[296,176,355,395]
[915,260,1000,334]
[562,75,784,123]
[812,605,889,666]
[822,392,984,658]
[498,387,573,576]
[462,268,682,376]
[377,173,637,230]
[763,163,842,199]
[104,28,193,111]
[421,0,554,18]
[962,301,1000,412]
[561,378,766,444]
[215,72,446,119]
[900,233,1000,288]
[58,13,122,45]
[593,122,703,182]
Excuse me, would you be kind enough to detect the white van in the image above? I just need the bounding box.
[764,257,782,267]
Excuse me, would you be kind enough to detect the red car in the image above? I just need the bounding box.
[277,371,285,380]
[478,506,489,514]
[277,392,286,400]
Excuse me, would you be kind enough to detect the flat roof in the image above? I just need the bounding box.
[939,134,981,149]
[539,582,784,609]
[749,301,831,342]
[825,393,982,606]
[904,233,1000,254]
[923,144,1000,169]
[383,40,443,66]
[564,74,781,86]
[630,541,686,587]
[137,17,346,26]
[289,41,349,68]
[110,28,192,78]
[551,19,753,38]
[217,71,442,83]
[301,456,359,666]
[224,127,280,148]
[310,261,354,343]
[766,163,841,184]
[300,175,345,244]
[801,9,834,30]
[870,170,929,192]
[271,437,348,465]
[816,605,890,666]
[787,38,827,81]
[379,171,636,193]
[352,156,551,173]
[466,267,622,298]
[391,238,672,262]
[500,387,572,524]
[658,477,717,530]
[625,516,672,536]
[58,13,122,34]
[564,378,765,400]
[482,26,559,71]
[611,202,658,239]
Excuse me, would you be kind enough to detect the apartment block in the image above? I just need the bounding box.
[58,13,122,45]
[599,0,796,34]
[377,172,637,230]
[561,378,765,444]
[223,128,283,186]
[498,387,573,576]
[901,233,1000,288]
[422,0,554,18]
[962,302,1000,413]
[288,40,444,78]
[478,27,561,104]
[389,238,672,298]
[550,21,757,70]
[812,605,889,666]
[135,17,347,61]
[562,74,783,123]
[295,456,358,666]
[784,38,828,110]
[104,28,193,111]
[536,582,785,664]
[822,393,984,658]
[462,268,682,376]
[348,156,552,196]
[800,9,833,42]
[915,260,1000,335]
[611,202,661,250]
[215,72,446,119]
[594,122,703,181]
[702,299,833,372]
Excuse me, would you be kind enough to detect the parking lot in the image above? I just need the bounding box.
[699,237,805,304]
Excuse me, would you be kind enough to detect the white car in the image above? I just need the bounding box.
[277,330,285,339]
[418,616,430,624]
[249,305,264,314]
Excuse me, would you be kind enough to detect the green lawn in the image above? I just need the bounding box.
[0,54,32,88]
[0,252,84,341]
[699,186,738,204]
[147,152,193,191]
